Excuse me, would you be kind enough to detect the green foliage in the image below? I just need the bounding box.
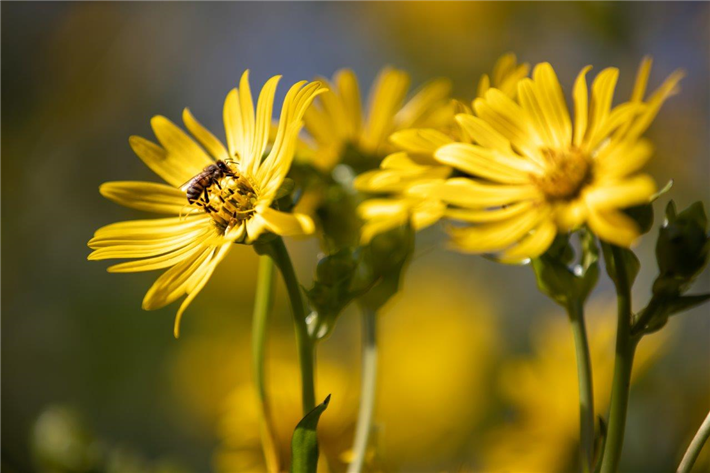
[305,225,414,340]
[290,395,331,473]
[532,228,599,309]
[632,201,710,335]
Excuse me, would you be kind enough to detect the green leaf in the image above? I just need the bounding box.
[667,294,710,317]
[654,200,710,296]
[601,242,640,289]
[290,395,331,473]
[532,231,599,308]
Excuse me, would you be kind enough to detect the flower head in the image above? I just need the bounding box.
[300,67,453,172]
[354,54,529,243]
[436,59,683,262]
[88,72,326,336]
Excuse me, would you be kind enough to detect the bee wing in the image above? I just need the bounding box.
[180,176,199,192]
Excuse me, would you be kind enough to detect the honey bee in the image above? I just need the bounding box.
[180,160,234,206]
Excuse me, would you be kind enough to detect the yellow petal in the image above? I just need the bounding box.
[129,135,194,188]
[587,208,640,247]
[258,81,328,194]
[150,115,213,176]
[573,66,592,148]
[249,75,282,175]
[447,206,547,253]
[455,113,513,154]
[474,89,541,162]
[435,178,541,208]
[173,243,232,338]
[89,227,211,260]
[531,63,572,148]
[258,208,315,236]
[182,108,229,162]
[142,246,214,310]
[395,77,451,130]
[588,102,642,150]
[518,77,557,148]
[586,67,619,148]
[335,69,363,137]
[624,69,685,141]
[499,219,557,263]
[596,139,654,180]
[360,67,410,152]
[555,199,588,231]
[100,181,187,215]
[445,201,533,223]
[584,174,656,211]
[389,128,453,156]
[106,237,209,273]
[435,143,535,184]
[89,215,211,246]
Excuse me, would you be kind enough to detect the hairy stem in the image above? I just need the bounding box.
[348,306,378,473]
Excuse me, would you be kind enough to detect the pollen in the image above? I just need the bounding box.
[532,147,592,201]
[199,173,258,233]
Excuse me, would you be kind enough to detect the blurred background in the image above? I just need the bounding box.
[2,2,709,472]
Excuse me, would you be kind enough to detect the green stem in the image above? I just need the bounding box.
[677,410,710,473]
[269,237,317,414]
[600,245,638,473]
[251,255,280,472]
[348,306,378,473]
[568,298,595,472]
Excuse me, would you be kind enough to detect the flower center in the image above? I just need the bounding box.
[199,172,258,233]
[532,147,592,201]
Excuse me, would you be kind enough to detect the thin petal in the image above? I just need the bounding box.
[445,201,533,223]
[257,208,315,237]
[455,113,514,155]
[435,178,541,208]
[249,75,282,175]
[531,63,572,148]
[395,77,451,129]
[499,220,557,263]
[100,181,188,215]
[335,68,363,137]
[129,135,194,188]
[573,66,592,148]
[554,200,588,231]
[596,139,654,179]
[584,175,656,211]
[587,208,640,247]
[360,67,410,152]
[585,67,619,148]
[182,108,229,161]
[173,243,232,338]
[435,143,536,184]
[151,115,213,174]
[447,206,547,253]
[389,128,453,156]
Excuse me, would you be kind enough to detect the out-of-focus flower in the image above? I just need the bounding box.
[354,54,528,243]
[481,300,668,473]
[88,72,326,336]
[300,67,452,173]
[203,273,498,472]
[436,59,683,261]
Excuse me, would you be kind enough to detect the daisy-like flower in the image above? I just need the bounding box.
[435,59,683,262]
[299,67,453,172]
[354,54,529,243]
[88,72,326,336]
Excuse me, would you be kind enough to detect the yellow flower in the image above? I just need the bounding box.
[300,67,453,172]
[436,59,683,261]
[354,54,529,243]
[482,300,667,473]
[88,72,326,336]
